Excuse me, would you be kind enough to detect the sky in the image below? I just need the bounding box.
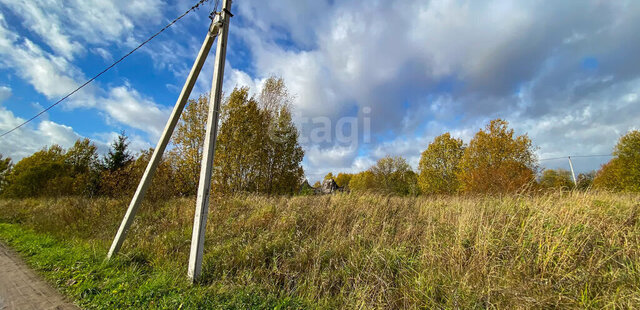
[0,0,639,183]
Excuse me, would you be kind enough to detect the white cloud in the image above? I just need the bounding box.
[306,144,358,170]
[0,85,10,103]
[227,0,640,179]
[224,66,264,97]
[235,0,331,49]
[0,12,170,139]
[0,1,181,161]
[0,0,165,60]
[102,86,171,140]
[0,107,81,160]
[38,120,82,147]
[93,47,113,62]
[0,14,85,100]
[0,0,82,59]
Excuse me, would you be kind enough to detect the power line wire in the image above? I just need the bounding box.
[539,154,613,161]
[208,0,221,20]
[0,0,212,139]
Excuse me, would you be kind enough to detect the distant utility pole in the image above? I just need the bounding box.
[107,0,233,284]
[568,156,577,186]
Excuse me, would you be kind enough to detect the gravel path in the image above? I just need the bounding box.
[0,242,79,310]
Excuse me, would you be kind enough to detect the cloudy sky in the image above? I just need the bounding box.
[1,0,638,182]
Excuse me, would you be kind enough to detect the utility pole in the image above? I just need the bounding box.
[108,1,233,284]
[107,16,222,259]
[568,156,577,187]
[188,0,232,282]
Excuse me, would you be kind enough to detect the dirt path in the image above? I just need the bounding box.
[0,242,79,310]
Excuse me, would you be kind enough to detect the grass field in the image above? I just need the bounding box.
[0,192,639,309]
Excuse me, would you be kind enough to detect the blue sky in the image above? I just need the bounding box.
[1,0,639,182]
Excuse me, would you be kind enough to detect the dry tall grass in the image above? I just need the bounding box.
[1,192,638,308]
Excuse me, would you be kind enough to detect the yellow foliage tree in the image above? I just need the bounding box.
[593,159,623,191]
[213,78,304,195]
[168,77,304,196]
[170,94,209,196]
[612,130,640,192]
[417,133,464,195]
[335,173,353,188]
[3,140,101,198]
[3,145,70,198]
[323,172,335,181]
[349,171,376,193]
[99,148,175,200]
[458,119,537,194]
[593,130,640,191]
[258,77,304,194]
[214,87,267,193]
[539,169,573,190]
[349,156,418,195]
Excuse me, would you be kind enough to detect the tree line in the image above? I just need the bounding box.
[0,76,638,198]
[322,120,640,195]
[0,77,304,199]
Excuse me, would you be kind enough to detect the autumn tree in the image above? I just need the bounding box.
[539,169,573,190]
[458,119,537,194]
[324,172,335,181]
[593,130,640,191]
[2,145,72,198]
[400,170,419,195]
[213,77,304,195]
[372,156,415,194]
[612,130,640,191]
[132,149,177,200]
[256,76,304,194]
[593,159,623,190]
[65,138,101,196]
[214,87,268,193]
[335,173,353,188]
[349,156,418,195]
[349,171,376,193]
[2,139,103,198]
[418,133,465,195]
[170,94,208,195]
[66,139,99,173]
[263,101,305,194]
[99,133,140,197]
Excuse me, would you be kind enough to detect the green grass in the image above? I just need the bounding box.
[0,192,639,309]
[0,223,306,309]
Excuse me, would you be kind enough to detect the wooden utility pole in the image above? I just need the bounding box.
[188,0,232,282]
[568,156,577,186]
[108,1,233,284]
